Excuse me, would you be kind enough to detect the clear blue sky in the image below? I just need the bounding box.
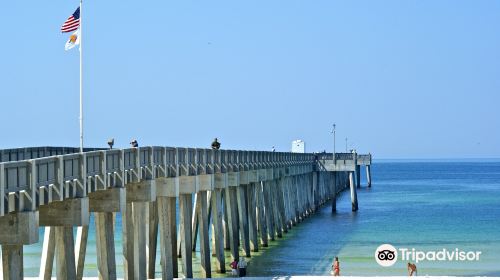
[1,1,499,158]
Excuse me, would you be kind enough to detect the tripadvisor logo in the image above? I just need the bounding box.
[375,244,482,267]
[375,244,398,267]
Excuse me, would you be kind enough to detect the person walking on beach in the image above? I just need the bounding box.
[407,262,417,276]
[230,259,238,276]
[332,256,340,276]
[211,138,221,150]
[238,257,247,277]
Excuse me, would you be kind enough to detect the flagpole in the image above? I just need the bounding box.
[79,0,83,153]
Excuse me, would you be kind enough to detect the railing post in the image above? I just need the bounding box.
[0,163,5,217]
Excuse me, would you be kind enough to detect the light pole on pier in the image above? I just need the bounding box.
[345,137,348,152]
[331,123,337,213]
[331,124,336,163]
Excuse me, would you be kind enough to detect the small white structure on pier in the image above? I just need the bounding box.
[291,140,305,153]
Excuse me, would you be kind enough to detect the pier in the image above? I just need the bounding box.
[0,146,371,280]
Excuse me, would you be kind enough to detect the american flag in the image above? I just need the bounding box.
[61,7,80,33]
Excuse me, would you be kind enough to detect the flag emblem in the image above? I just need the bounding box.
[61,7,80,33]
[65,29,80,50]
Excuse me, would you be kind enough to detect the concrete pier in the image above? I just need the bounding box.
[0,146,372,280]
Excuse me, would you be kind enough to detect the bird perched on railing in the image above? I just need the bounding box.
[211,138,221,150]
[107,138,114,150]
[130,139,138,148]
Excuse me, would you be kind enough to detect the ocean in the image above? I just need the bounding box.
[20,160,500,277]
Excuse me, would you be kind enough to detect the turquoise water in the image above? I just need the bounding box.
[247,160,500,276]
[19,160,500,277]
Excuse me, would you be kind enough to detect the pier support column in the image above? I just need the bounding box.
[133,202,147,280]
[212,174,227,272]
[75,225,89,280]
[271,180,282,238]
[179,193,193,278]
[147,201,158,279]
[281,178,291,228]
[278,178,290,230]
[122,202,134,280]
[226,171,241,261]
[89,187,124,280]
[158,196,178,279]
[356,165,361,188]
[290,176,296,224]
[237,184,251,257]
[211,188,225,272]
[39,197,89,280]
[292,176,299,220]
[197,190,211,278]
[190,193,199,252]
[2,245,23,280]
[224,186,240,261]
[55,226,77,280]
[222,194,231,250]
[312,171,319,210]
[40,227,56,280]
[176,174,197,279]
[0,211,38,280]
[366,165,372,187]
[247,182,259,252]
[331,172,337,213]
[263,180,276,241]
[349,172,358,211]
[195,172,214,279]
[156,177,179,280]
[124,180,156,280]
[95,213,117,280]
[256,181,268,247]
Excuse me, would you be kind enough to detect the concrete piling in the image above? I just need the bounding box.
[256,182,268,247]
[247,183,259,252]
[210,189,225,272]
[95,213,117,280]
[133,202,147,279]
[366,165,372,187]
[179,193,193,278]
[122,202,135,280]
[263,181,276,241]
[147,201,158,279]
[2,244,24,280]
[224,187,239,261]
[236,184,251,257]
[331,172,337,213]
[197,190,211,278]
[349,172,359,211]
[55,226,77,279]
[39,227,55,280]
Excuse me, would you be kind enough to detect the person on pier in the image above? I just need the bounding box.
[211,137,221,150]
